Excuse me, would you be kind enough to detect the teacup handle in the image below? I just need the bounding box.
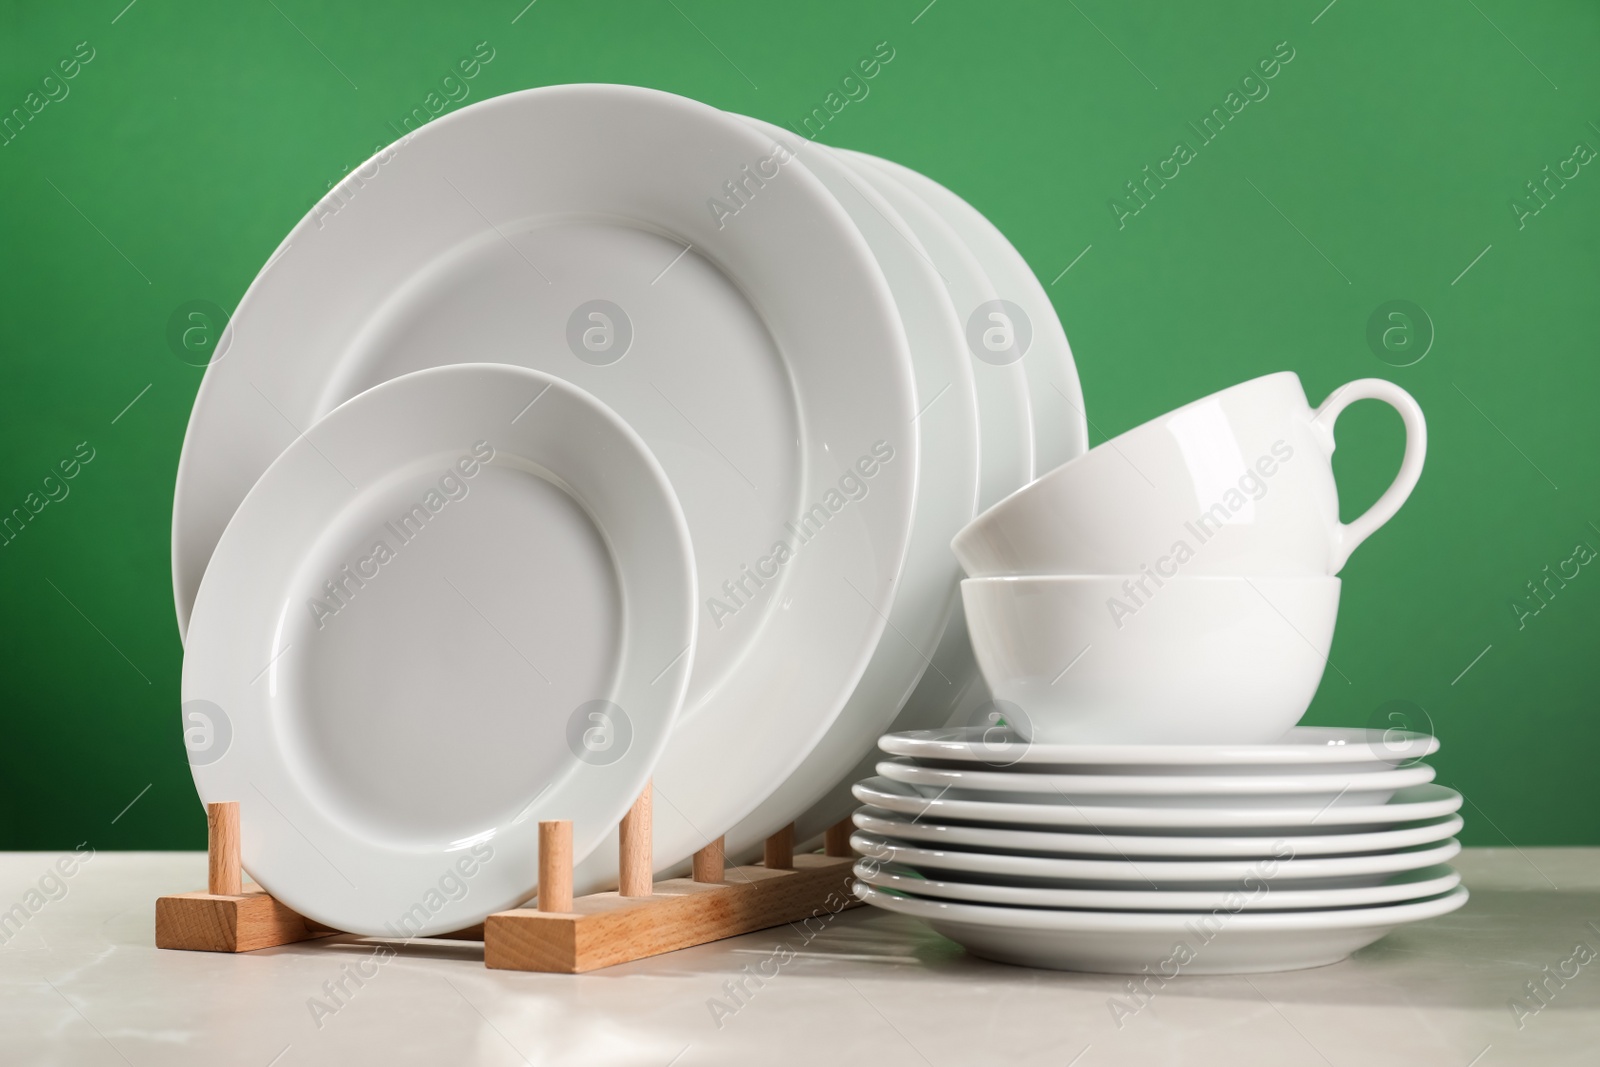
[1310,378,1428,573]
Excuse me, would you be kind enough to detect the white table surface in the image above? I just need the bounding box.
[1,848,1595,1066]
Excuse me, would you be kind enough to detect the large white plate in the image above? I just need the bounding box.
[844,152,1032,511]
[711,125,981,860]
[846,152,1090,473]
[876,759,1436,808]
[879,725,1439,771]
[181,365,695,935]
[850,831,1462,887]
[852,881,1470,973]
[852,808,1466,857]
[852,777,1465,831]
[790,148,1089,844]
[171,86,920,887]
[856,861,1463,912]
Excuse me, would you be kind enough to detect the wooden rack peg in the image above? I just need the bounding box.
[764,823,795,870]
[692,836,726,883]
[619,784,653,897]
[824,817,853,858]
[156,799,329,953]
[538,820,574,912]
[208,802,242,895]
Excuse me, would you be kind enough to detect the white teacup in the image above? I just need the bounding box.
[952,373,1425,577]
[962,575,1340,744]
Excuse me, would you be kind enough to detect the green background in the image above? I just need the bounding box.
[1,0,1595,850]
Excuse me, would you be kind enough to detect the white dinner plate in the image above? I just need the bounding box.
[852,777,1465,831]
[172,86,920,888]
[875,759,1435,808]
[855,861,1463,912]
[879,725,1439,771]
[852,881,1470,973]
[844,149,1032,511]
[851,830,1461,887]
[181,365,695,935]
[846,151,1090,473]
[713,122,980,861]
[789,146,1095,845]
[852,808,1466,858]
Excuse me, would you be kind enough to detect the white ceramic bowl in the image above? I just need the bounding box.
[961,575,1339,743]
[951,371,1426,577]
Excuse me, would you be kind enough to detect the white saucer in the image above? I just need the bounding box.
[879,725,1439,770]
[851,777,1465,831]
[852,881,1470,973]
[173,86,921,889]
[855,861,1463,912]
[182,365,695,935]
[852,808,1466,858]
[851,830,1461,887]
[876,759,1435,809]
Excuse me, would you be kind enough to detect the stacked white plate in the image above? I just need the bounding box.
[172,85,1083,935]
[850,726,1468,973]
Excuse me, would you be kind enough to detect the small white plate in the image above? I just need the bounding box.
[879,725,1439,770]
[851,777,1464,831]
[182,365,695,936]
[851,830,1461,887]
[852,808,1466,858]
[855,861,1463,912]
[876,759,1435,808]
[852,881,1469,973]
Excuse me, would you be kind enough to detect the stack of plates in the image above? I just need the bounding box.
[850,726,1468,973]
[172,85,1082,935]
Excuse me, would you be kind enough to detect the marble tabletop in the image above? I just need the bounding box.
[1,848,1595,1066]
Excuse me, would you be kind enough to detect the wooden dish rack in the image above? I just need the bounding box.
[156,789,860,973]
